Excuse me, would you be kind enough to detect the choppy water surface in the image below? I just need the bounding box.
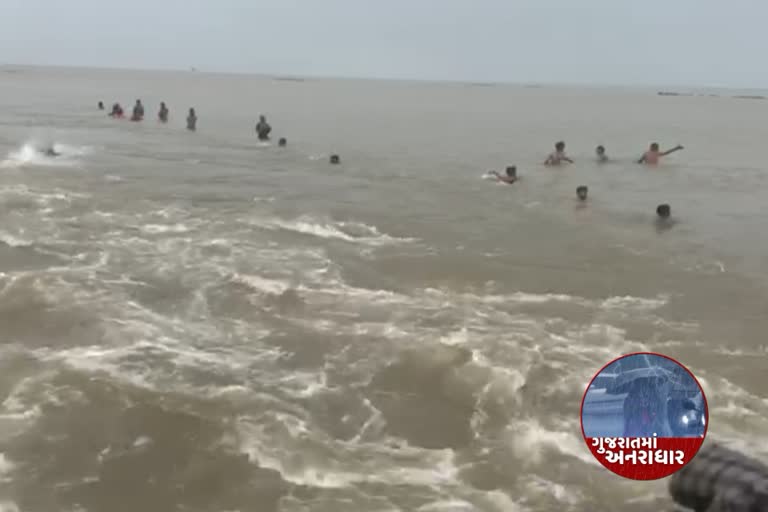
[1,66,767,512]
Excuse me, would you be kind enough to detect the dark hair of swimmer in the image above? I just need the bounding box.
[505,166,517,178]
[556,141,566,151]
[650,142,660,151]
[98,101,104,109]
[577,186,588,200]
[330,154,340,164]
[278,138,287,147]
[596,145,605,154]
[657,204,671,218]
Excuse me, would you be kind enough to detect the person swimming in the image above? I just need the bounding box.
[278,138,287,147]
[489,166,518,184]
[158,102,169,123]
[39,145,60,157]
[544,141,573,166]
[186,108,197,131]
[638,143,684,165]
[577,185,588,201]
[98,101,104,110]
[654,203,676,232]
[596,145,608,163]
[131,99,144,121]
[330,154,340,164]
[109,103,124,117]
[255,115,272,141]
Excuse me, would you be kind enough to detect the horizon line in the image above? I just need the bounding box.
[2,61,767,93]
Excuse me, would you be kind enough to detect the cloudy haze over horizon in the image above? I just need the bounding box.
[2,0,766,88]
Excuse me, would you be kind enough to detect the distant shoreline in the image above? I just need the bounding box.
[657,90,766,100]
[1,62,767,96]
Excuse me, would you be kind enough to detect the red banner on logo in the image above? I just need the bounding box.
[585,436,704,480]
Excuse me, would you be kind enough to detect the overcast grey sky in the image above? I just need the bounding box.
[2,0,766,88]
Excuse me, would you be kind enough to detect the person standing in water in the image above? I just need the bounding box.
[638,143,683,165]
[186,108,197,131]
[158,102,169,123]
[596,145,609,163]
[131,99,145,121]
[109,103,124,118]
[255,115,272,141]
[544,141,573,166]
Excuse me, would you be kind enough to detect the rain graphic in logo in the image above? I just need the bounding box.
[580,352,708,480]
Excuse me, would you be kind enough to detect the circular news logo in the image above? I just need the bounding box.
[580,352,708,480]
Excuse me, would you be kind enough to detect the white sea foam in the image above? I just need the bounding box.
[524,476,582,506]
[418,492,525,512]
[140,223,191,234]
[506,419,598,467]
[274,371,329,398]
[600,294,668,310]
[486,291,587,305]
[133,436,152,448]
[0,453,14,477]
[0,373,46,425]
[1,142,90,169]
[417,500,477,511]
[53,143,93,157]
[253,216,416,245]
[0,184,88,209]
[0,231,32,248]
[232,274,290,295]
[238,418,459,489]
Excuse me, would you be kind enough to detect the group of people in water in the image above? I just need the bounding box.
[95,100,343,163]
[100,99,201,132]
[99,100,275,141]
[487,140,683,222]
[93,101,677,221]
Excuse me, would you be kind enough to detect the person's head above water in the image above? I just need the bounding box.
[98,101,104,109]
[650,143,660,152]
[505,166,517,178]
[278,138,287,147]
[577,186,588,201]
[556,141,566,151]
[657,204,671,219]
[259,115,266,122]
[596,145,605,155]
[330,154,340,164]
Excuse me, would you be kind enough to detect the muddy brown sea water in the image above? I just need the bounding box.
[0,66,767,511]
